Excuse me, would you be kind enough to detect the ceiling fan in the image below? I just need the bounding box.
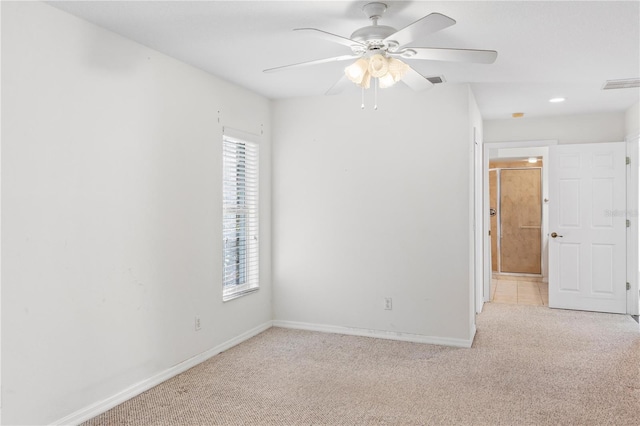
[264,2,497,96]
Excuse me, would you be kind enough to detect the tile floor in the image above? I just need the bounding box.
[491,275,548,306]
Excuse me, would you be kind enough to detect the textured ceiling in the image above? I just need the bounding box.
[48,0,640,120]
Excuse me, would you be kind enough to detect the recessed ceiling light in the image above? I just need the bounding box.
[549,97,566,103]
[512,112,524,118]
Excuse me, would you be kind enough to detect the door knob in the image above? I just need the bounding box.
[551,232,563,238]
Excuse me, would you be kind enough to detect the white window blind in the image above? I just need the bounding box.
[222,132,259,301]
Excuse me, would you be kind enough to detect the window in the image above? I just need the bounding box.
[222,132,259,301]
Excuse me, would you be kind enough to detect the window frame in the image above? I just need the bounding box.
[222,129,259,301]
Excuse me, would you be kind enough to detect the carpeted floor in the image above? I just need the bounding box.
[83,304,640,425]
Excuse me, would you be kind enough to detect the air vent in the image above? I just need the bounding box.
[602,78,640,90]
[427,75,446,84]
[426,75,447,84]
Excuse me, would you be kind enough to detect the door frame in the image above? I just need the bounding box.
[627,132,640,315]
[491,166,543,275]
[480,138,639,316]
[481,140,557,304]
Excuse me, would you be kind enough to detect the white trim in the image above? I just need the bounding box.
[272,320,476,349]
[484,139,558,149]
[474,130,484,314]
[626,132,640,315]
[482,140,557,302]
[222,126,261,144]
[52,321,273,426]
[470,323,477,346]
[0,1,3,421]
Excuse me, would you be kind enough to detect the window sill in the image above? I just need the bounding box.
[223,286,259,302]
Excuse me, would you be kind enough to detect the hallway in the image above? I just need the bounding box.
[491,275,548,306]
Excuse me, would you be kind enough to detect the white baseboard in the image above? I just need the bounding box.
[53,319,472,425]
[272,320,475,348]
[470,323,477,347]
[53,321,273,426]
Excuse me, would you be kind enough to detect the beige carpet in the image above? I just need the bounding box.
[84,304,640,425]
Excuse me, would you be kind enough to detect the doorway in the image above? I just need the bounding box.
[481,139,637,315]
[489,158,546,305]
[489,160,542,275]
[482,141,555,306]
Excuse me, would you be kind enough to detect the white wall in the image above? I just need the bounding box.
[626,102,640,138]
[1,2,272,424]
[468,88,484,314]
[484,112,626,144]
[272,84,475,345]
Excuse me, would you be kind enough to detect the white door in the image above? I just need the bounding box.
[549,142,627,314]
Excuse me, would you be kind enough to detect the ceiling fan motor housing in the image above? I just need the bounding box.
[350,25,396,44]
[350,25,399,55]
[350,2,399,53]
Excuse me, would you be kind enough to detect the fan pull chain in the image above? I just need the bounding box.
[374,78,378,110]
[361,86,365,110]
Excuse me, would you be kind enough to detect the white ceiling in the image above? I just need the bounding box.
[48,0,640,120]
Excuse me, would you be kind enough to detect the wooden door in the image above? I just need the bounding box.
[500,168,542,274]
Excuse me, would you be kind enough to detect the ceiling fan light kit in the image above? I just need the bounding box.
[345,58,370,87]
[379,57,409,87]
[264,2,498,109]
[345,54,409,89]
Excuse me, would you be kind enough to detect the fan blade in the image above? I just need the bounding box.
[325,75,352,95]
[263,55,360,73]
[294,28,365,49]
[403,47,498,64]
[384,13,456,48]
[401,67,434,92]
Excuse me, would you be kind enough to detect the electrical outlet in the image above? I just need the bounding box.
[384,297,392,310]
[195,317,201,331]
